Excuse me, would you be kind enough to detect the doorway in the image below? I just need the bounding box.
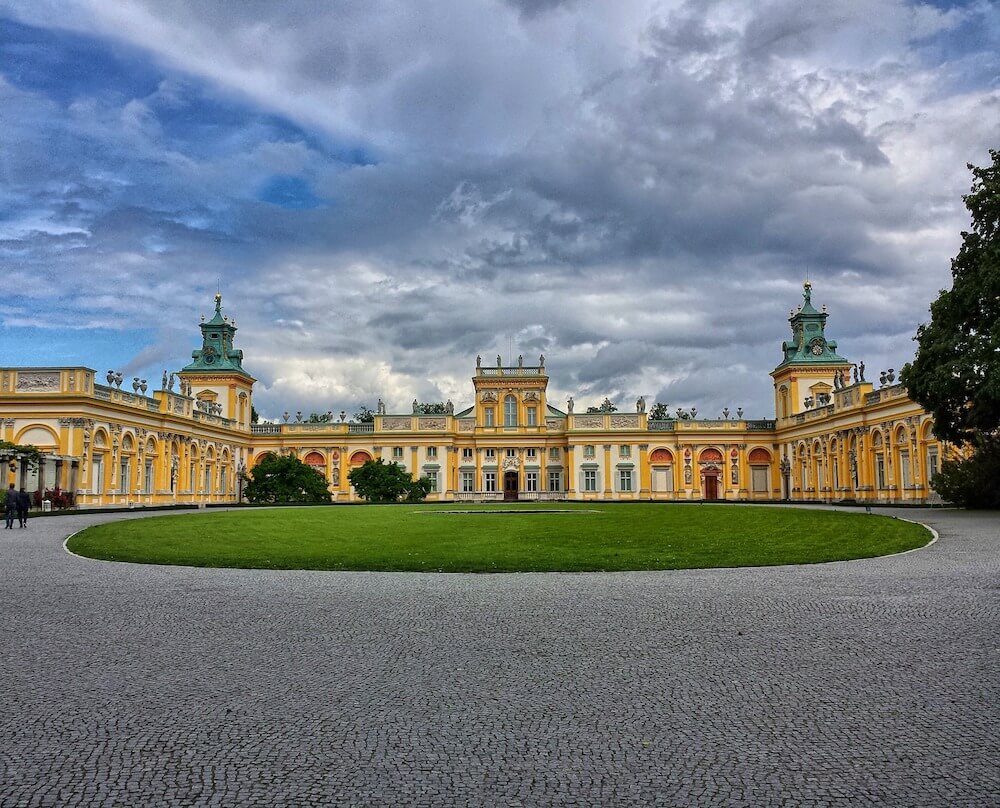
[503,471,518,501]
[702,470,720,500]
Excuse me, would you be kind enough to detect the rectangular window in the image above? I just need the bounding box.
[526,448,536,460]
[584,445,595,458]
[204,466,211,494]
[189,462,195,492]
[526,471,538,492]
[548,471,561,492]
[144,460,153,494]
[618,469,632,492]
[549,447,559,460]
[584,469,597,492]
[877,455,886,489]
[120,459,130,493]
[392,447,404,459]
[619,445,631,458]
[527,407,537,426]
[425,470,438,492]
[927,447,939,481]
[461,471,475,493]
[506,448,517,458]
[652,467,674,492]
[504,396,517,427]
[751,466,769,493]
[462,447,473,460]
[93,456,104,494]
[484,471,497,492]
[485,449,496,460]
[484,408,495,427]
[427,446,437,459]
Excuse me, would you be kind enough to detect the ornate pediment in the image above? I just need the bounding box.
[480,391,498,403]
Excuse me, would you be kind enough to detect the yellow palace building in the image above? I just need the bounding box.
[0,285,951,508]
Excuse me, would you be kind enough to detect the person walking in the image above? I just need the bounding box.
[4,483,17,529]
[16,487,31,528]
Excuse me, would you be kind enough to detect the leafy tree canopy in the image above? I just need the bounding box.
[414,402,447,414]
[0,440,42,469]
[250,405,259,424]
[930,437,1000,509]
[586,397,618,413]
[902,149,1000,445]
[307,412,332,423]
[354,406,375,423]
[348,459,432,503]
[648,402,670,420]
[243,453,331,504]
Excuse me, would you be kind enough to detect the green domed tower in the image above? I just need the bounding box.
[179,293,255,428]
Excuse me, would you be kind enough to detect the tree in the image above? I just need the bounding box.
[250,405,259,424]
[586,397,618,413]
[414,402,447,414]
[348,459,432,503]
[901,149,1000,446]
[307,412,332,423]
[243,453,331,504]
[926,437,1000,509]
[649,402,670,420]
[353,405,375,423]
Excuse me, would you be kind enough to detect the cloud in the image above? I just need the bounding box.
[0,0,997,420]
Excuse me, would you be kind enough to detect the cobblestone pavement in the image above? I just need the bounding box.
[0,507,997,807]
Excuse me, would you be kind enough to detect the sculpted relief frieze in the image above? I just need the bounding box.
[382,416,412,431]
[610,415,640,429]
[417,417,446,430]
[16,371,60,392]
[574,416,604,429]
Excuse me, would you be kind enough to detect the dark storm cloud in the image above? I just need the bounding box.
[0,0,997,419]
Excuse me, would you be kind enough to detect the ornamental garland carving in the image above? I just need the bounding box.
[545,418,562,430]
[16,371,60,392]
[480,391,498,403]
[523,391,539,402]
[417,417,446,430]
[458,420,475,432]
[382,416,412,431]
[610,415,639,429]
[574,416,603,429]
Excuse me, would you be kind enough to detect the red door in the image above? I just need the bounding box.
[503,471,518,501]
[703,474,719,500]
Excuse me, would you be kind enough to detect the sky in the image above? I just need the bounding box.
[0,0,997,421]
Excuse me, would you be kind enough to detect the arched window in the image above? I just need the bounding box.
[504,395,517,427]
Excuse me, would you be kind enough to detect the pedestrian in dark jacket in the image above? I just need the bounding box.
[16,487,30,528]
[4,483,16,529]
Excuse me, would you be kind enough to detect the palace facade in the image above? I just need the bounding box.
[0,285,950,508]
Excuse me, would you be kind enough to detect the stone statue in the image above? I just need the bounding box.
[567,396,574,414]
[476,355,482,369]
[412,399,419,414]
[497,355,502,367]
[539,354,544,367]
[161,370,168,390]
[518,354,523,367]
[636,396,646,414]
[167,373,175,392]
[858,361,866,381]
[377,398,385,415]
[446,399,454,414]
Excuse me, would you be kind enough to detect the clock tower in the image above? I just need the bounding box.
[179,293,255,428]
[770,282,852,419]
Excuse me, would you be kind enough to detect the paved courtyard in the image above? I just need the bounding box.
[0,507,997,807]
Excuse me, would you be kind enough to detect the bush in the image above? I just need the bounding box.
[244,454,331,504]
[931,438,1000,509]
[348,459,432,503]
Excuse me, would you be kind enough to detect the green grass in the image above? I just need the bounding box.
[66,503,932,572]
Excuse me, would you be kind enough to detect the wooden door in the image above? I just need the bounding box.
[503,471,518,501]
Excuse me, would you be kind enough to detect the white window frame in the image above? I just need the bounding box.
[618,468,632,492]
[583,469,597,492]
